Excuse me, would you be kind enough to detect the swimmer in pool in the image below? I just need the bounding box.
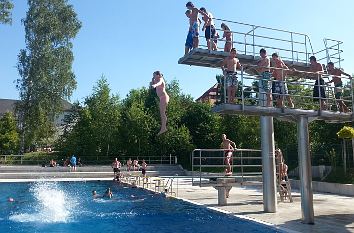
[103,188,113,198]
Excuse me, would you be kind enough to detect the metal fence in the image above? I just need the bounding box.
[191,148,262,186]
[218,64,353,113]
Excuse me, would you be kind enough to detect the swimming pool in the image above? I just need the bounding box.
[0,181,282,233]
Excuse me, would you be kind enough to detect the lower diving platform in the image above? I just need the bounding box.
[212,103,354,123]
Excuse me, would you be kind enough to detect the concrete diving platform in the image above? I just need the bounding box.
[212,103,354,123]
[178,48,310,73]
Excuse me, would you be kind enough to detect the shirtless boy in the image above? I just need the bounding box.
[221,48,242,103]
[141,159,147,177]
[200,7,216,50]
[327,62,352,112]
[221,134,237,175]
[185,2,208,49]
[112,158,121,178]
[309,56,326,110]
[271,53,294,108]
[257,49,272,106]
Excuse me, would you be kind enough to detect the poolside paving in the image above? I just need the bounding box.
[174,178,354,233]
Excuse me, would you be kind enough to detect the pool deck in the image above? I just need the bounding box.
[174,178,354,233]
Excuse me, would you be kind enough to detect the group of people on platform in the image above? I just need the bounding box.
[111,158,147,181]
[221,48,352,112]
[183,1,352,112]
[184,2,233,54]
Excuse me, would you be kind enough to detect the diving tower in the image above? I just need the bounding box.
[179,18,352,225]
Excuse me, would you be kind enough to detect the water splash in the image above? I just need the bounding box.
[10,182,77,223]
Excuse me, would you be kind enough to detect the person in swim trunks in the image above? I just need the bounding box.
[221,134,237,176]
[184,10,194,55]
[221,48,242,103]
[112,158,121,178]
[271,53,294,108]
[185,2,204,49]
[309,56,326,110]
[256,49,272,107]
[221,23,232,52]
[141,159,147,177]
[327,62,351,113]
[200,7,216,50]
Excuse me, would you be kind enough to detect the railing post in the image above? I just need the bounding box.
[337,42,341,68]
[224,74,227,103]
[199,150,202,187]
[240,150,244,183]
[291,32,294,63]
[191,151,194,185]
[244,35,247,55]
[305,36,308,65]
[169,154,171,165]
[350,76,354,115]
[317,73,322,110]
[252,26,255,58]
[241,66,245,109]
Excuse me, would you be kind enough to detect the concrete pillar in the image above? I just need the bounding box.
[297,116,315,224]
[261,116,277,213]
[215,186,227,205]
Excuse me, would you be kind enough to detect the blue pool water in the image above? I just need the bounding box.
[0,181,281,233]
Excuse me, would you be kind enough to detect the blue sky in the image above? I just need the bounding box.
[1,0,354,103]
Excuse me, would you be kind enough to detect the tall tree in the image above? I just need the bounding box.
[0,112,20,154]
[0,0,13,24]
[16,0,81,149]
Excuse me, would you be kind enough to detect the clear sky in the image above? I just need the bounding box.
[1,0,354,103]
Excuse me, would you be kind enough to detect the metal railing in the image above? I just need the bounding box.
[316,38,344,68]
[217,64,353,113]
[0,154,178,166]
[191,148,262,186]
[197,18,315,65]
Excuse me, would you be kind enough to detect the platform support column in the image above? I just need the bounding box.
[297,116,315,224]
[261,116,277,213]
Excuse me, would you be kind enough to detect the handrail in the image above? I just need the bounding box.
[191,148,262,186]
[217,63,353,113]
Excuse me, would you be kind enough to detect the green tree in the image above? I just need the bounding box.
[16,0,81,149]
[0,0,13,24]
[57,77,121,161]
[0,112,20,154]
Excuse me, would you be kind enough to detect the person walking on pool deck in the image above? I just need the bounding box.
[326,62,352,113]
[112,158,121,178]
[70,154,77,172]
[221,48,242,104]
[221,134,237,176]
[151,71,170,135]
[256,48,272,107]
[271,53,294,109]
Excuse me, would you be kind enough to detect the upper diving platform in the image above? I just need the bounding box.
[178,19,344,71]
[178,48,309,74]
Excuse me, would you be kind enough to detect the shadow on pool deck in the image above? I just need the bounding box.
[279,214,354,233]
